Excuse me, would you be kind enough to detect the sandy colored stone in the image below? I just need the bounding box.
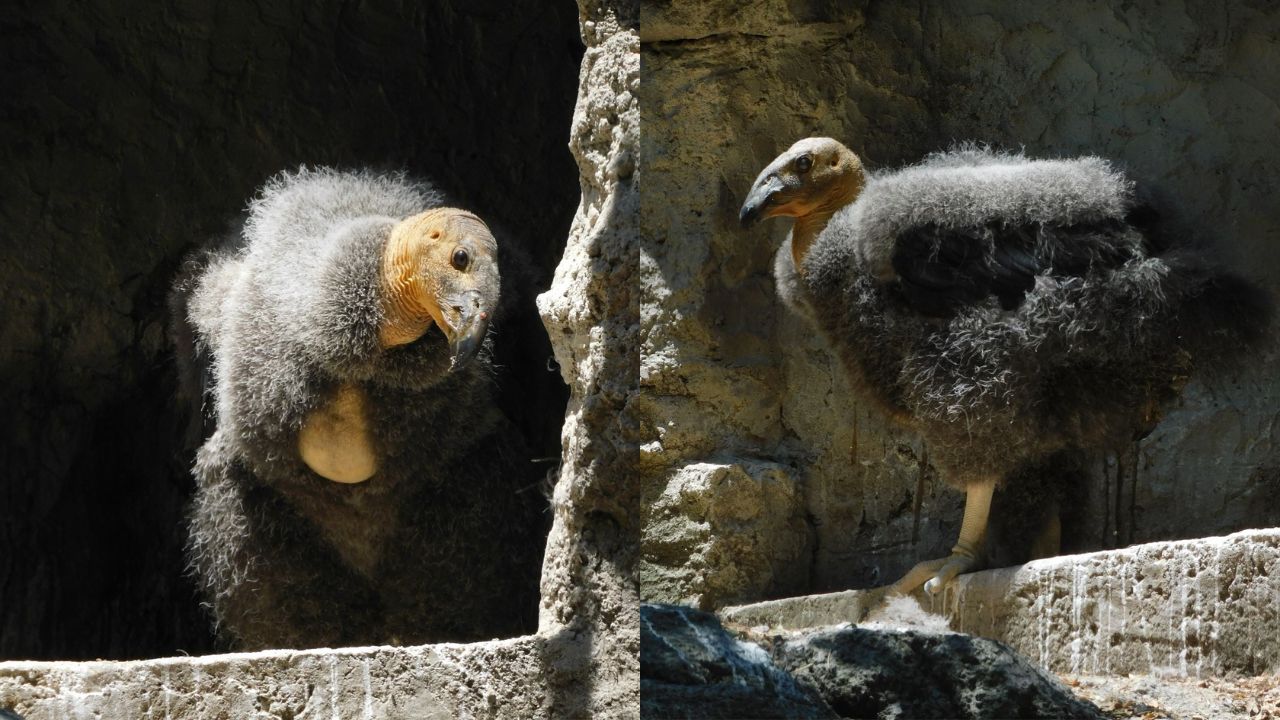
[1065,672,1280,720]
[721,529,1280,678]
[642,461,812,608]
[0,1,640,717]
[638,0,1280,608]
[0,641,544,720]
[531,0,641,716]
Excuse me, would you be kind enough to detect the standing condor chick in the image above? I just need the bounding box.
[740,137,1271,598]
[173,168,544,649]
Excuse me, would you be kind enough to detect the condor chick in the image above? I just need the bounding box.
[174,168,543,649]
[741,138,1271,597]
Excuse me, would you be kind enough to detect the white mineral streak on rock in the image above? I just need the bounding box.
[329,655,340,720]
[163,667,173,720]
[720,529,1280,678]
[1210,545,1220,673]
[1101,557,1110,676]
[361,659,373,720]
[1069,562,1082,674]
[1035,565,1047,669]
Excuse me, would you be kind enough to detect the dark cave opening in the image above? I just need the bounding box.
[0,1,583,660]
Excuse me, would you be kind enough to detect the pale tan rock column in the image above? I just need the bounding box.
[536,0,640,717]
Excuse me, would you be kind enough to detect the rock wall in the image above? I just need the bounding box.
[1,0,640,716]
[535,0,641,715]
[724,529,1280,678]
[638,0,1280,608]
[0,1,581,659]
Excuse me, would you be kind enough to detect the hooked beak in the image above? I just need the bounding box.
[739,175,784,228]
[442,293,491,370]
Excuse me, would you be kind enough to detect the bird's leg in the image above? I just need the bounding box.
[888,477,996,597]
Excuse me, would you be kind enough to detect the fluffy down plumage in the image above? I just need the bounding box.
[172,167,544,649]
[744,138,1271,590]
[784,146,1267,485]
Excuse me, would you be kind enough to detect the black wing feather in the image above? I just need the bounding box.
[891,218,1145,318]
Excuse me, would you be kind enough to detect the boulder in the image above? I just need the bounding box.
[641,603,836,719]
[773,626,1105,720]
[640,603,1105,720]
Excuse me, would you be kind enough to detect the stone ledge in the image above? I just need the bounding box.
[0,634,557,720]
[721,528,1280,678]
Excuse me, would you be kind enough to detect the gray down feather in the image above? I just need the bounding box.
[776,147,1271,500]
[175,167,544,650]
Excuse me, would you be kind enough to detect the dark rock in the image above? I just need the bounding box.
[640,603,1105,720]
[0,0,580,660]
[640,603,836,719]
[774,626,1107,720]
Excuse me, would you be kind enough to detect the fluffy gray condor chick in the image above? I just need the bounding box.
[174,168,544,649]
[740,138,1271,598]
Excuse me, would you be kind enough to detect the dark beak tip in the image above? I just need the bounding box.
[739,204,760,228]
[445,313,491,372]
[447,341,481,371]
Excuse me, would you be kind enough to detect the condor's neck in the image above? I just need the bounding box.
[790,178,864,272]
[790,210,835,271]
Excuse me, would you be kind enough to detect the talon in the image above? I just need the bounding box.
[923,550,979,595]
[886,557,951,597]
[863,479,994,611]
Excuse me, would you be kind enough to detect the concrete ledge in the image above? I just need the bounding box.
[721,528,1280,678]
[0,634,559,720]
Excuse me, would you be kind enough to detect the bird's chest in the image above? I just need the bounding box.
[286,476,399,579]
[288,382,420,578]
[281,377,478,578]
[298,383,378,484]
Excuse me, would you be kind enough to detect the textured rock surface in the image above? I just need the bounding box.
[773,626,1105,720]
[638,0,1280,607]
[0,0,639,717]
[535,0,641,715]
[1066,673,1280,719]
[641,604,834,719]
[639,602,1103,720]
[0,0,581,660]
[722,529,1280,678]
[0,641,549,720]
[643,461,811,608]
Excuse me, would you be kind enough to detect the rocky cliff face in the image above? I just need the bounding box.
[638,0,1280,608]
[641,603,1107,719]
[0,0,640,716]
[536,0,640,714]
[0,1,582,659]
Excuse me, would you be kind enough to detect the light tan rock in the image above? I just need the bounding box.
[638,0,1280,609]
[642,461,811,607]
[535,0,641,715]
[721,529,1280,678]
[0,1,641,718]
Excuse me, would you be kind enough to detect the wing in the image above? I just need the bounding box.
[889,217,1145,318]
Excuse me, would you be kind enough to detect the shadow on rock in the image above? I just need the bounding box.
[641,602,1106,719]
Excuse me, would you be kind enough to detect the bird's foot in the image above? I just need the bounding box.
[888,545,979,597]
[853,548,980,623]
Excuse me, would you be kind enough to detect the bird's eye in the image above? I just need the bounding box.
[795,154,813,173]
[451,248,470,271]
